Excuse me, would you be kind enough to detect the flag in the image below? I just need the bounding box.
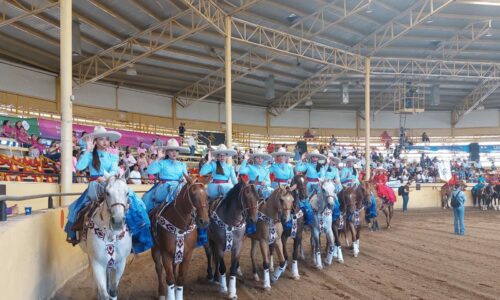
[437,161,452,181]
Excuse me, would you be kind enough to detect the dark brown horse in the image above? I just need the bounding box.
[337,181,370,258]
[207,180,259,299]
[150,176,209,300]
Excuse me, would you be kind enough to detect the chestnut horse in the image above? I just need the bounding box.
[249,186,294,291]
[440,183,453,209]
[207,180,259,299]
[150,176,209,300]
[337,181,370,257]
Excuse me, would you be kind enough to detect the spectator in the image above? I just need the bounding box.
[341,146,347,159]
[451,183,466,235]
[77,131,87,151]
[1,120,14,138]
[129,164,142,185]
[187,133,197,156]
[125,151,137,170]
[72,131,78,148]
[137,142,147,155]
[137,152,148,174]
[422,132,430,142]
[46,141,61,161]
[294,144,301,162]
[178,123,186,139]
[118,160,127,177]
[399,181,410,213]
[107,141,120,156]
[14,121,30,147]
[72,150,78,183]
[329,134,337,147]
[154,136,164,147]
[267,143,275,154]
[149,139,158,155]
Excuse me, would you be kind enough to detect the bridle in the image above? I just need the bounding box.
[239,183,259,221]
[172,181,208,229]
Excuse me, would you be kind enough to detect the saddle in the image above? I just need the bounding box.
[68,200,101,246]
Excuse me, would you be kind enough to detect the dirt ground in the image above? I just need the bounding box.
[54,208,500,300]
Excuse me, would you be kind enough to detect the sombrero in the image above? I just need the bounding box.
[162,138,189,154]
[250,148,272,161]
[82,126,121,142]
[270,147,294,158]
[375,166,387,172]
[306,149,327,161]
[212,144,237,157]
[327,152,341,163]
[344,156,359,164]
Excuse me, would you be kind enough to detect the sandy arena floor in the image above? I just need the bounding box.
[54,208,500,300]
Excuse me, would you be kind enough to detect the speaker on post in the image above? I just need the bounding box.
[265,75,275,100]
[431,84,440,106]
[469,143,480,162]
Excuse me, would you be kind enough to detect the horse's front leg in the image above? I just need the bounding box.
[325,220,335,266]
[152,246,166,299]
[204,241,214,281]
[161,252,176,300]
[176,239,196,300]
[109,255,128,300]
[214,245,228,294]
[90,259,109,300]
[332,220,343,263]
[388,204,394,227]
[228,237,245,299]
[291,225,302,279]
[250,238,260,282]
[259,239,272,291]
[348,221,359,258]
[311,226,323,270]
[271,230,287,283]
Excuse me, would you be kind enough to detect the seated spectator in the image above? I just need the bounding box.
[107,141,120,156]
[125,151,137,170]
[129,164,142,185]
[422,132,430,142]
[14,121,30,147]
[137,152,148,174]
[118,160,127,177]
[46,141,61,161]
[1,120,14,138]
[137,142,147,155]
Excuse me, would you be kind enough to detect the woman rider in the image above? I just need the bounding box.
[340,156,360,188]
[320,153,344,262]
[239,148,273,200]
[200,144,238,201]
[268,147,295,189]
[65,126,152,253]
[143,139,189,212]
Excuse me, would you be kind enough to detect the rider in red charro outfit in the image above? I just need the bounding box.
[372,167,396,204]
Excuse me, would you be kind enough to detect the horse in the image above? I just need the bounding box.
[337,181,370,257]
[79,176,132,300]
[310,180,337,269]
[440,183,453,209]
[493,184,500,210]
[479,184,495,211]
[279,174,307,279]
[150,176,209,300]
[207,180,259,299]
[249,186,294,291]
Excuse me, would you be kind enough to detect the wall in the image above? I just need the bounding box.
[393,183,474,209]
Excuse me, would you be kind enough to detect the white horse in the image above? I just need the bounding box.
[310,180,336,270]
[79,176,131,300]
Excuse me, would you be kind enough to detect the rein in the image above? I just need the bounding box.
[169,181,207,231]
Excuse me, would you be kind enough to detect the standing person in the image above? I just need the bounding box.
[451,182,466,235]
[137,142,147,156]
[178,123,186,140]
[200,144,237,201]
[124,151,137,170]
[294,144,301,162]
[267,142,275,154]
[187,133,197,156]
[129,164,143,185]
[154,135,164,148]
[399,180,410,213]
[78,131,87,152]
[14,121,30,147]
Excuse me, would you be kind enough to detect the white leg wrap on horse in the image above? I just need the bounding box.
[315,252,323,269]
[175,286,184,300]
[353,240,359,257]
[219,274,228,294]
[228,276,237,299]
[337,246,344,263]
[272,261,287,282]
[332,244,338,258]
[263,269,271,290]
[325,246,334,265]
[167,284,175,300]
[291,260,300,279]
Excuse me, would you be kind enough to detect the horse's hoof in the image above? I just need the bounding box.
[253,273,260,282]
[228,293,238,299]
[236,267,243,277]
[159,296,166,300]
[219,288,228,294]
[315,264,323,270]
[264,286,272,292]
[337,259,344,264]
[292,274,300,280]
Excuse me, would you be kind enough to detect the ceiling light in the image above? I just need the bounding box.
[365,1,373,13]
[323,88,328,93]
[126,64,137,76]
[477,105,485,110]
[305,99,313,106]
[286,13,299,23]
[426,18,433,24]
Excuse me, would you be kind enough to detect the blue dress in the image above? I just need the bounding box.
[365,192,378,222]
[340,167,360,187]
[65,150,152,254]
[321,165,343,221]
[143,159,188,211]
[239,159,273,199]
[269,162,294,189]
[200,161,237,200]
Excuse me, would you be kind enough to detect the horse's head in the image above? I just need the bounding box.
[292,174,307,201]
[240,180,259,224]
[184,175,209,229]
[359,181,373,207]
[279,186,295,223]
[320,180,336,208]
[104,176,129,231]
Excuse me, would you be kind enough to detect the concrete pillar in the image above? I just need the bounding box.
[364,57,371,180]
[60,0,73,206]
[225,15,232,149]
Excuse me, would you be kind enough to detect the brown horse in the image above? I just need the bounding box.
[207,180,259,299]
[150,176,209,300]
[249,186,294,291]
[337,181,370,258]
[440,183,453,209]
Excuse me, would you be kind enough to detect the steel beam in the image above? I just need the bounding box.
[176,0,371,107]
[452,78,500,125]
[0,0,59,28]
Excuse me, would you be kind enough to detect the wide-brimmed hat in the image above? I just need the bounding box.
[212,144,237,157]
[162,138,189,153]
[270,147,294,158]
[250,148,272,161]
[82,126,121,142]
[327,152,341,163]
[375,166,387,172]
[344,156,359,164]
[306,149,327,161]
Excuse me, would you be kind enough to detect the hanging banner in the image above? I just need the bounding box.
[198,131,225,146]
[437,160,452,181]
[0,117,39,136]
[38,118,180,147]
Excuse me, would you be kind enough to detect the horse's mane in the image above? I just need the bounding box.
[223,181,243,203]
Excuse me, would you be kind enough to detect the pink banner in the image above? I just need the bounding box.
[38,118,180,147]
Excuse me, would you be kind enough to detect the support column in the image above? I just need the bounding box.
[355,111,360,138]
[364,57,371,180]
[60,0,73,206]
[266,110,271,137]
[172,97,177,128]
[225,15,232,149]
